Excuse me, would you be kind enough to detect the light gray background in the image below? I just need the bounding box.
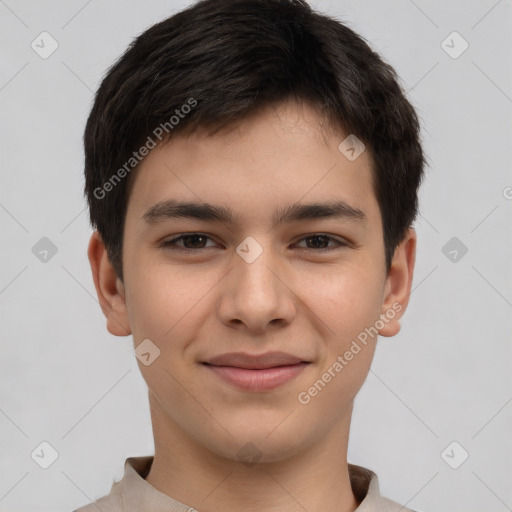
[1,1,511,511]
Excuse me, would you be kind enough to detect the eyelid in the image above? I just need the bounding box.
[293,234,348,250]
[161,232,219,251]
[160,232,349,252]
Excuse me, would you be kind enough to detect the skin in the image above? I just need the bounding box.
[88,100,416,512]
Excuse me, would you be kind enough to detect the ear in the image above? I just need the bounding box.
[378,227,417,337]
[87,231,131,336]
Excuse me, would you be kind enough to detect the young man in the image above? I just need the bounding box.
[76,0,425,510]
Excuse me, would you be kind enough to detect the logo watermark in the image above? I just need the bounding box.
[297,302,402,405]
[93,97,198,200]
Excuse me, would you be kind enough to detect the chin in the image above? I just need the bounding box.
[202,425,309,465]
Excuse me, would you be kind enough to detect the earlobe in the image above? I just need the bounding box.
[378,228,417,338]
[87,231,132,336]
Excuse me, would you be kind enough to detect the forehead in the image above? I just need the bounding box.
[125,101,380,230]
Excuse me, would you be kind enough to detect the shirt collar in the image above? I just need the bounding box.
[109,455,412,512]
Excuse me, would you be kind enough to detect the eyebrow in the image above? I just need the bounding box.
[142,199,367,228]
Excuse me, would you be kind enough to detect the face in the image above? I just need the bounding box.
[90,100,415,464]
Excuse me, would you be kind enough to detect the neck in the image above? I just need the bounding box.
[144,393,359,512]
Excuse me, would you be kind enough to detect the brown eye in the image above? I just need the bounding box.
[294,234,347,252]
[161,233,218,252]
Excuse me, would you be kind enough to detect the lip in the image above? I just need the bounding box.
[204,351,306,369]
[202,351,310,392]
[203,362,309,391]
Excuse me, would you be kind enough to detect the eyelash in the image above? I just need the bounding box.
[160,233,348,253]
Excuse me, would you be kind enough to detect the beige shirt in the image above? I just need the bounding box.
[73,455,416,512]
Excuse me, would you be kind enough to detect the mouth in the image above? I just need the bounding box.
[203,351,309,369]
[202,351,311,391]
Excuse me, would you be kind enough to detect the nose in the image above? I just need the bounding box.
[216,239,297,334]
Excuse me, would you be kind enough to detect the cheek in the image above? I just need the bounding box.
[123,258,216,344]
[123,264,208,401]
[295,272,382,410]
[301,263,384,342]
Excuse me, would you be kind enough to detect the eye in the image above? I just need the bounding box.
[160,232,348,253]
[293,234,348,252]
[160,233,219,252]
